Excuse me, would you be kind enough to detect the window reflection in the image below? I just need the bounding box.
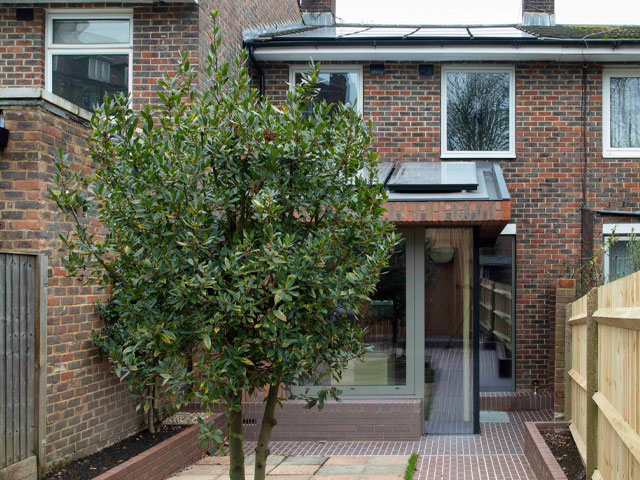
[479,235,515,392]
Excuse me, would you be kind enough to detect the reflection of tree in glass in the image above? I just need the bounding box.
[610,77,640,148]
[447,72,510,152]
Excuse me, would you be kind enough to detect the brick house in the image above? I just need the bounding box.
[241,0,640,439]
[1,0,640,474]
[0,0,301,475]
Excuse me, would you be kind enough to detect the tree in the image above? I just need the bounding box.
[446,71,510,152]
[49,13,396,480]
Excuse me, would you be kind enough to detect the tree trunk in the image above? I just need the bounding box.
[147,384,156,434]
[229,403,245,480]
[254,384,279,480]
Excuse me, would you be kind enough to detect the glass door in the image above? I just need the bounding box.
[294,229,416,396]
[422,228,475,434]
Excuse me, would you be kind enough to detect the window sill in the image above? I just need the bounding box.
[603,149,640,158]
[440,152,516,160]
[0,88,92,122]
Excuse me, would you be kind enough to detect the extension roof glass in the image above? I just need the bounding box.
[386,162,478,192]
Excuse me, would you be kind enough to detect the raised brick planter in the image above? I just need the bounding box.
[243,399,423,441]
[523,421,570,480]
[92,414,225,480]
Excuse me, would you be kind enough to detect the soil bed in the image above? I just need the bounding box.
[44,424,187,480]
[541,429,586,480]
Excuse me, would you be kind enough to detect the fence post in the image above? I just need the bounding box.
[555,279,576,419]
[585,287,599,479]
[564,302,573,421]
[34,255,48,478]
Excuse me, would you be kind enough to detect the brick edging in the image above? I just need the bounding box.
[523,421,570,480]
[480,392,553,411]
[92,414,225,480]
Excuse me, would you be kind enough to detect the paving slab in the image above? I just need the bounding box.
[281,456,328,465]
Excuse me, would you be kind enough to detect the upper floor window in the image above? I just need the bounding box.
[603,69,640,158]
[46,11,133,112]
[289,66,363,113]
[441,66,516,159]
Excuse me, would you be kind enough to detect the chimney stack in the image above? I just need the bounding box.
[522,0,555,26]
[300,0,336,26]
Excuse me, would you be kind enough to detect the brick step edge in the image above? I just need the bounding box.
[480,392,553,411]
[92,413,225,480]
[523,421,570,480]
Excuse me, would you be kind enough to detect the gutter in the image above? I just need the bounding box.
[248,43,640,62]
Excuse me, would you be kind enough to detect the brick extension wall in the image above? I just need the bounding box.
[242,399,423,441]
[260,61,640,393]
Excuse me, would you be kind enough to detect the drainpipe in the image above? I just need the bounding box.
[248,45,265,98]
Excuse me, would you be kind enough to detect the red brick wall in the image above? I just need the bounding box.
[260,60,640,392]
[300,0,336,13]
[0,1,301,106]
[523,0,555,14]
[0,104,145,469]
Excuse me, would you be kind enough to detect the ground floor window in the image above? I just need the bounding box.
[479,229,515,392]
[604,223,640,282]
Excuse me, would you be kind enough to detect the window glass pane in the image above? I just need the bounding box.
[53,19,130,44]
[609,240,633,280]
[446,71,510,152]
[52,54,129,112]
[295,71,359,108]
[478,235,514,392]
[328,237,407,387]
[610,77,640,149]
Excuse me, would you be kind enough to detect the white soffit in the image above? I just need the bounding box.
[252,45,640,62]
[603,223,640,235]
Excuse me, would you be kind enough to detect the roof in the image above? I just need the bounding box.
[245,23,640,45]
[365,161,509,202]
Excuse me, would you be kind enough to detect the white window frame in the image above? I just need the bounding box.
[603,69,640,158]
[46,10,134,107]
[441,65,516,159]
[289,65,364,113]
[603,223,640,282]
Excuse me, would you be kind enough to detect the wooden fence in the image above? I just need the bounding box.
[0,253,47,479]
[479,277,513,353]
[566,270,640,480]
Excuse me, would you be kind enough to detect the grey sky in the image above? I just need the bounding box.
[336,0,640,25]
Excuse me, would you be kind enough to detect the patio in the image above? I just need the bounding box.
[170,409,551,480]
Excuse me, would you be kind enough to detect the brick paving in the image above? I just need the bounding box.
[172,410,551,480]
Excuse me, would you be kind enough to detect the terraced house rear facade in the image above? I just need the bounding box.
[2,0,640,475]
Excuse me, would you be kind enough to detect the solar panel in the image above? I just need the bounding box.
[409,27,470,38]
[386,162,478,193]
[279,26,368,39]
[346,27,419,37]
[468,27,534,38]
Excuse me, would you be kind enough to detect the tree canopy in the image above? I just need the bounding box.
[49,14,397,480]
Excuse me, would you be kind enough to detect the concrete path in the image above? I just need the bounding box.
[170,454,411,479]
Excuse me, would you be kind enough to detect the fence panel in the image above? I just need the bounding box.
[593,272,640,480]
[0,253,47,479]
[567,293,590,464]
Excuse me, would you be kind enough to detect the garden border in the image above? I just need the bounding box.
[523,421,571,480]
[92,413,225,480]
